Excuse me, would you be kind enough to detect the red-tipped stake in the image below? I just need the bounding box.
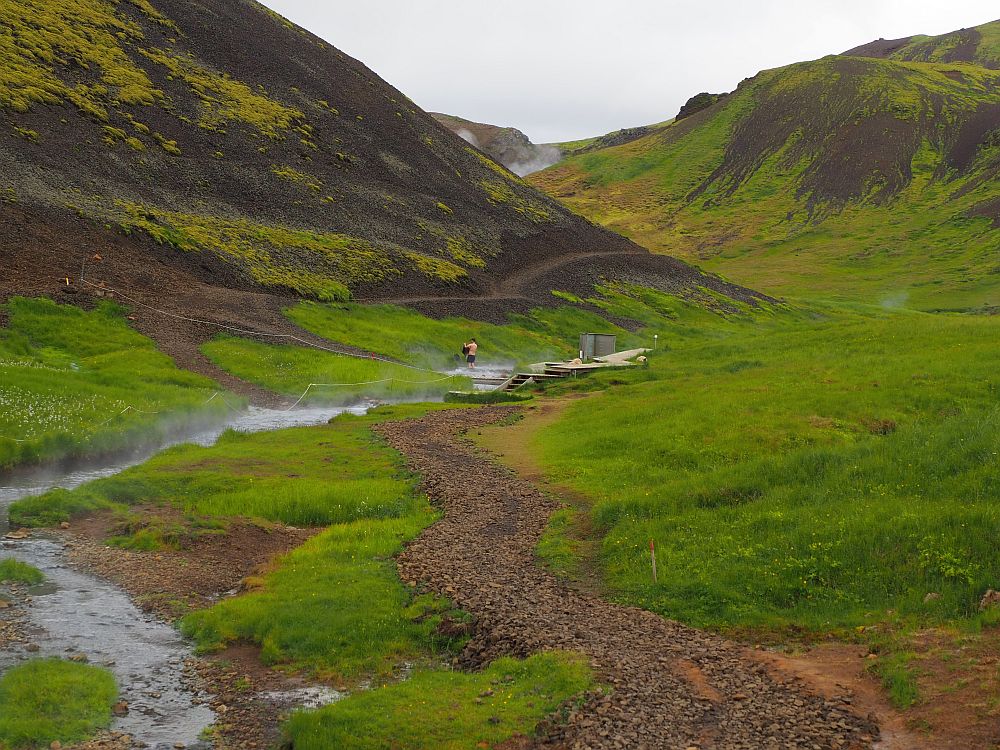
[650,539,657,584]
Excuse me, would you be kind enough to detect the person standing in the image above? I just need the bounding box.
[464,338,478,369]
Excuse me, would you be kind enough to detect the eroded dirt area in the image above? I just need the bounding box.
[60,506,315,620]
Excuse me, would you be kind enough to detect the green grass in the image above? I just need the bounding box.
[869,648,920,709]
[0,297,232,470]
[282,286,753,374]
[282,652,594,749]
[536,508,582,579]
[286,301,571,367]
[0,559,43,585]
[530,305,1000,632]
[0,659,117,749]
[180,513,461,678]
[203,287,754,399]
[172,405,472,679]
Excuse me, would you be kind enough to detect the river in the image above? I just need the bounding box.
[0,405,369,749]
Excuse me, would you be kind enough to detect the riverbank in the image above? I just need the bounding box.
[2,403,597,749]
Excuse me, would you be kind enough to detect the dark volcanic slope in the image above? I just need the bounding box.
[844,18,1000,68]
[0,0,745,316]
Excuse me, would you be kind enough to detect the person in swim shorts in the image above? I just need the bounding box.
[464,338,478,369]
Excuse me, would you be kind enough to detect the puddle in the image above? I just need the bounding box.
[0,404,369,746]
[262,685,344,710]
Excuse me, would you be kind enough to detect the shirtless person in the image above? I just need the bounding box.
[464,338,478,369]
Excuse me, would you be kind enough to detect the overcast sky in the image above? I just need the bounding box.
[260,1,998,143]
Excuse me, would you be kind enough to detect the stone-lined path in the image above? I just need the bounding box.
[376,407,879,750]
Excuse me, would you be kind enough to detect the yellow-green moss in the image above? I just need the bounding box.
[13,126,38,141]
[153,132,180,155]
[466,147,526,183]
[480,180,553,223]
[271,164,323,191]
[0,0,165,116]
[103,200,400,298]
[403,251,467,282]
[415,219,489,269]
[140,48,303,138]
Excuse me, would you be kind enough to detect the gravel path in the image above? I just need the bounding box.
[376,408,880,750]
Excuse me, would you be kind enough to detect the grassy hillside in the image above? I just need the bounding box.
[530,32,1000,310]
[846,19,1000,69]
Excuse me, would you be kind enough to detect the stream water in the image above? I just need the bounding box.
[0,405,369,748]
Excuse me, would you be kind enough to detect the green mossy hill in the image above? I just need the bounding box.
[846,19,1000,69]
[0,0,645,303]
[531,40,1000,311]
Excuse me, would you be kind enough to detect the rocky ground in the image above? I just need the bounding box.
[376,407,882,749]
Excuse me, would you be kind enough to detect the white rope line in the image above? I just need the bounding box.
[203,390,244,412]
[284,373,462,410]
[93,404,161,429]
[77,277,446,375]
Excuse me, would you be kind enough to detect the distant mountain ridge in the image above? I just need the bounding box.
[430,113,562,176]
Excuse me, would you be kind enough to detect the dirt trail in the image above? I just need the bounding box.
[377,407,880,749]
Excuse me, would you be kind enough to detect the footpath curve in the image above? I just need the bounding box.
[375,407,880,750]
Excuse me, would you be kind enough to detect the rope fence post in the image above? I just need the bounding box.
[650,539,657,584]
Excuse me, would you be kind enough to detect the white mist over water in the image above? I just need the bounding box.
[508,144,563,177]
[880,291,910,309]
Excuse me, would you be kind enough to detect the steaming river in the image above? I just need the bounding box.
[0,405,370,749]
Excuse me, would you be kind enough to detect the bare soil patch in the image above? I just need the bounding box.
[59,507,315,620]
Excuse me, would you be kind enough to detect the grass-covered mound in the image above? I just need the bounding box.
[529,305,1000,632]
[0,659,117,749]
[172,405,470,679]
[283,652,593,749]
[0,559,43,585]
[0,297,230,470]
